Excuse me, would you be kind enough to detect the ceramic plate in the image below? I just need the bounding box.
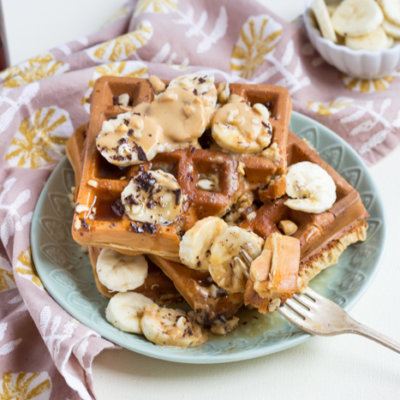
[31,111,385,363]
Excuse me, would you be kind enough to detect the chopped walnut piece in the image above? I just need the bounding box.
[278,219,298,236]
[148,75,166,94]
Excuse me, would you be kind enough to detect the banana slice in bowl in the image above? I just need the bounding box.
[304,0,400,78]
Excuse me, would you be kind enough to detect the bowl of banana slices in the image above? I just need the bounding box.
[304,0,400,78]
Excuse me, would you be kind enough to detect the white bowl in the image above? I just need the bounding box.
[303,7,400,79]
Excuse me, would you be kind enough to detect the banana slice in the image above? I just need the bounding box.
[106,292,154,334]
[208,226,264,293]
[285,161,336,214]
[345,26,393,50]
[382,18,400,39]
[179,216,228,271]
[379,0,400,25]
[331,0,383,37]
[96,111,163,166]
[141,304,208,347]
[121,169,183,225]
[311,0,337,42]
[212,95,272,154]
[96,248,148,292]
[168,73,217,123]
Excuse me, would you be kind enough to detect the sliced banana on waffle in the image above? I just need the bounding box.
[345,26,393,50]
[106,292,154,334]
[285,161,336,214]
[168,73,217,123]
[331,0,383,37]
[311,0,337,42]
[121,169,183,225]
[179,216,228,271]
[96,248,148,292]
[96,111,163,166]
[379,0,400,25]
[208,226,264,293]
[212,95,273,154]
[141,304,208,347]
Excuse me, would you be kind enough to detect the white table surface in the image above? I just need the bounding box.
[3,1,400,399]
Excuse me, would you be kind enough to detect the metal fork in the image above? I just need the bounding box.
[239,250,400,354]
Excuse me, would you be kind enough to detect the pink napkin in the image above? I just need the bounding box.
[0,0,399,398]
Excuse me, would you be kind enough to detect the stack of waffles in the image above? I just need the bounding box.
[66,74,368,347]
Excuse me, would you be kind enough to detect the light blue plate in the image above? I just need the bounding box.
[31,111,385,364]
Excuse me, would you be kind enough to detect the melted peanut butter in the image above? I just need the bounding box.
[149,87,207,142]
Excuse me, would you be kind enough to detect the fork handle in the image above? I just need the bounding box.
[346,318,400,355]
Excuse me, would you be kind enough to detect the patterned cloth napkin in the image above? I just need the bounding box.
[0,0,399,398]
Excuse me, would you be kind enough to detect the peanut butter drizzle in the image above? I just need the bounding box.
[98,86,208,162]
[213,94,265,142]
[149,87,207,142]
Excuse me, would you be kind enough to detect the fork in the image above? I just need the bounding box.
[239,250,400,354]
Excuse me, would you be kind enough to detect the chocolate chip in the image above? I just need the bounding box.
[130,222,144,233]
[112,96,119,105]
[123,118,130,125]
[261,121,268,128]
[125,194,138,205]
[127,129,134,136]
[142,222,156,234]
[135,144,148,162]
[135,171,156,192]
[172,189,181,205]
[118,137,126,145]
[198,77,206,84]
[193,88,198,96]
[111,198,125,217]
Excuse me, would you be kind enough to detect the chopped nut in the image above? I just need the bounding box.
[88,179,98,188]
[217,82,230,103]
[74,217,82,230]
[183,104,195,117]
[253,103,270,120]
[278,220,298,236]
[261,142,280,162]
[75,204,89,213]
[268,298,281,312]
[117,93,130,106]
[197,178,215,191]
[237,161,245,176]
[161,91,178,101]
[148,75,166,94]
[210,316,239,335]
[247,211,256,221]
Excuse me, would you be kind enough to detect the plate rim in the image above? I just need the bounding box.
[31,110,387,364]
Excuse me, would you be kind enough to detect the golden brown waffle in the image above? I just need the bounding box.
[243,132,369,311]
[71,76,292,259]
[67,124,182,305]
[67,124,243,325]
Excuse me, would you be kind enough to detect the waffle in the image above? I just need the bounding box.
[71,76,292,259]
[67,125,182,305]
[243,132,369,312]
[67,124,244,325]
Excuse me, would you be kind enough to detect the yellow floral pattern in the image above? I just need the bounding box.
[5,107,72,169]
[81,62,148,111]
[341,74,394,93]
[15,248,43,289]
[307,98,354,116]
[0,372,51,400]
[0,267,15,292]
[88,21,153,62]
[0,54,67,88]
[134,0,178,16]
[230,15,282,79]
